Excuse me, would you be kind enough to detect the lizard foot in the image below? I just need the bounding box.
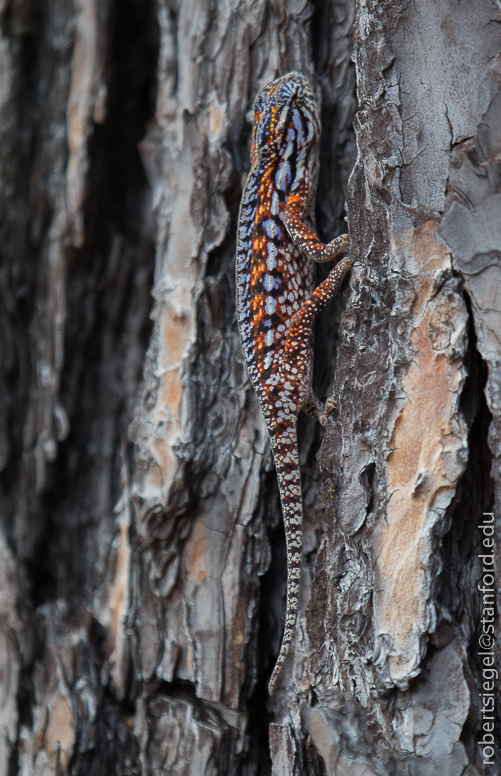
[327,233,350,256]
[319,397,337,425]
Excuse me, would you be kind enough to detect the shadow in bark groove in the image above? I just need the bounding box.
[133,677,272,776]
[35,0,159,606]
[7,0,159,770]
[0,1,44,541]
[69,686,140,776]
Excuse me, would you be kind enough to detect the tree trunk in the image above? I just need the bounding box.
[0,0,499,774]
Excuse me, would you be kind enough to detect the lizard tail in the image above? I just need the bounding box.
[268,436,303,695]
[266,258,353,694]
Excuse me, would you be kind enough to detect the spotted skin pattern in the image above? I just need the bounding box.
[236,72,352,695]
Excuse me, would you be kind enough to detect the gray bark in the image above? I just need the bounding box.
[0,0,499,774]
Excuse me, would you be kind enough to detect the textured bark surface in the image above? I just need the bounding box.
[0,0,500,774]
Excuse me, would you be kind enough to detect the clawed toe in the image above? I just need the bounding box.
[324,397,337,415]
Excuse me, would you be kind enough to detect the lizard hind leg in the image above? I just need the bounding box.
[302,393,325,422]
[283,256,353,376]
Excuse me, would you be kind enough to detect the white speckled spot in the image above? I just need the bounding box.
[265,297,276,314]
[266,243,277,270]
[265,330,273,346]
[263,219,281,239]
[275,160,291,192]
[271,191,280,215]
[264,275,274,291]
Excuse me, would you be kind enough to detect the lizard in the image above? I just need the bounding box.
[235,71,352,695]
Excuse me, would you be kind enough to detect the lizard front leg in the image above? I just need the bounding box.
[283,192,350,264]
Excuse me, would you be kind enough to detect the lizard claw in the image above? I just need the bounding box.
[325,397,337,413]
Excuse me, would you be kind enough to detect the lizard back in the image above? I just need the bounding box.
[236,72,320,404]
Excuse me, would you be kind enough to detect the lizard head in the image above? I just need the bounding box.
[250,72,320,166]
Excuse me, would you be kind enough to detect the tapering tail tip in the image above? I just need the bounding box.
[268,666,279,696]
[267,619,296,695]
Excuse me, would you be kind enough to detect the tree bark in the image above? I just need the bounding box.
[0,0,499,774]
